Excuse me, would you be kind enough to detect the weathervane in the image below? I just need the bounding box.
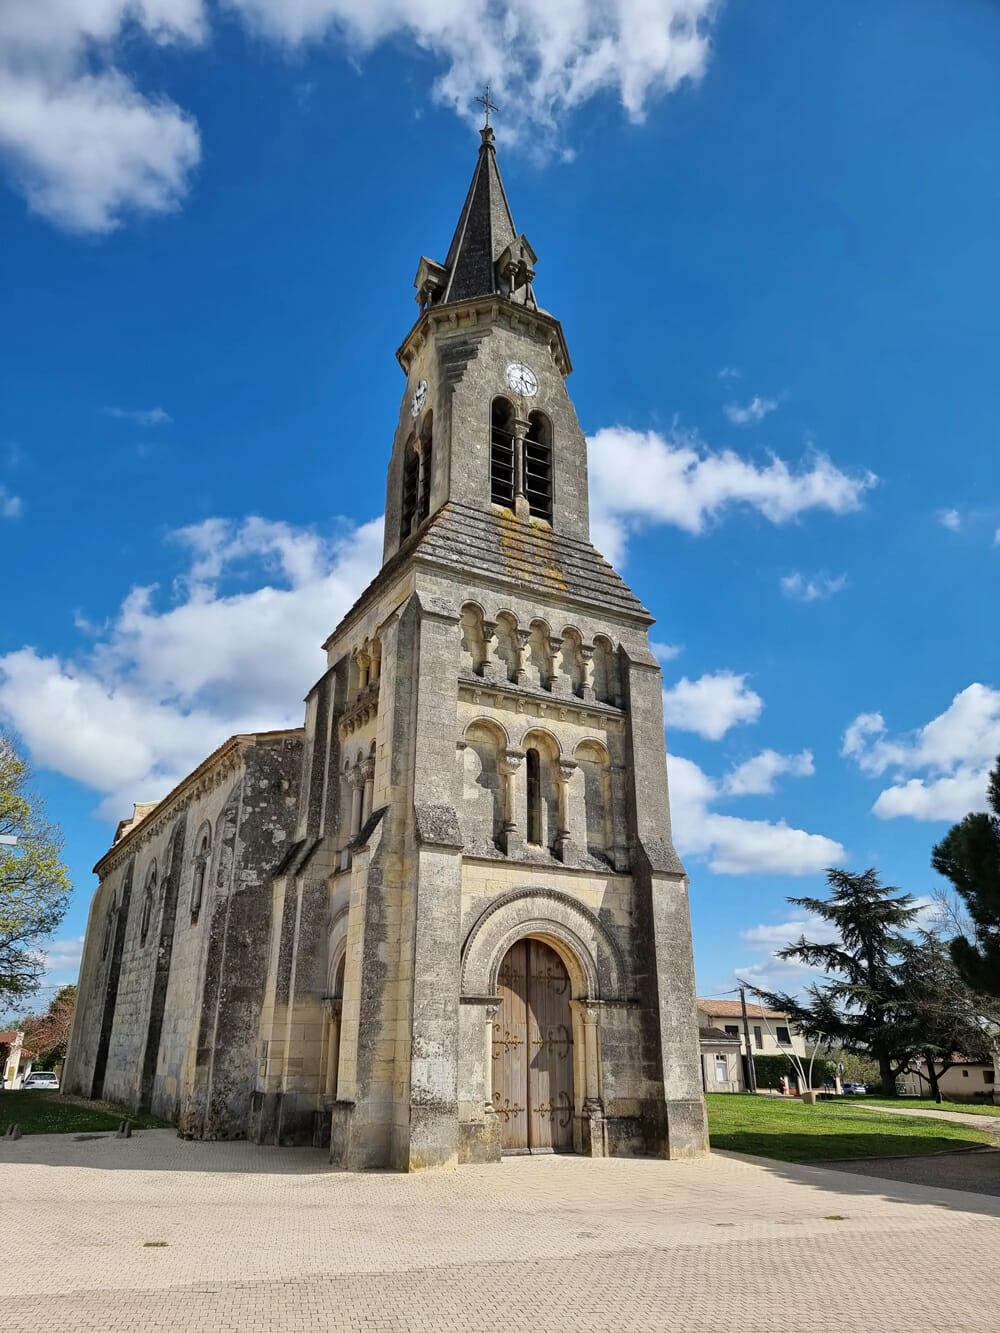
[476,84,500,129]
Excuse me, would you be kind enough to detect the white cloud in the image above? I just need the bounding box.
[780,571,849,603]
[842,684,1000,821]
[722,748,814,797]
[662,671,763,741]
[938,508,962,532]
[0,486,22,518]
[0,3,204,232]
[0,513,383,819]
[668,752,843,876]
[228,1,716,137]
[1,0,717,232]
[994,528,1000,547]
[587,425,876,565]
[717,367,741,382]
[104,406,172,426]
[41,937,85,975]
[650,640,682,663]
[723,395,778,426]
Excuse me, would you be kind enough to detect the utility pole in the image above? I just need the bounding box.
[739,986,758,1093]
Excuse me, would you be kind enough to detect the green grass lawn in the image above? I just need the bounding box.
[706,1093,997,1163]
[0,1090,170,1136]
[855,1096,1000,1117]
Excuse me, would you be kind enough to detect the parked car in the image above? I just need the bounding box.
[21,1071,59,1090]
[841,1082,869,1095]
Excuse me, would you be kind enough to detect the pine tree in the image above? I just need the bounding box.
[932,757,1000,998]
[754,867,919,1096]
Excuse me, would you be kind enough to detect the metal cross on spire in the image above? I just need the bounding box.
[476,84,500,129]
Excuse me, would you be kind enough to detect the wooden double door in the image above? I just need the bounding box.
[492,938,574,1153]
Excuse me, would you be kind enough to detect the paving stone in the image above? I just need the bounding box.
[2,1131,998,1331]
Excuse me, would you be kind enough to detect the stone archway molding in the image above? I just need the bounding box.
[461,887,627,1001]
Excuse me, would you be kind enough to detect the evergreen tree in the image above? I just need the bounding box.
[754,867,919,1097]
[932,757,1000,998]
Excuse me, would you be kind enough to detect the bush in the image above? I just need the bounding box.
[753,1055,837,1090]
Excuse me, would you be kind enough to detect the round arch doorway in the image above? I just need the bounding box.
[492,937,574,1153]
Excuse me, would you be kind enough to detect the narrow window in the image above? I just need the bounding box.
[490,398,515,508]
[190,829,210,920]
[418,415,433,523]
[523,411,552,522]
[714,1056,729,1084]
[753,1025,763,1050]
[525,747,542,845]
[400,434,419,539]
[139,868,156,946]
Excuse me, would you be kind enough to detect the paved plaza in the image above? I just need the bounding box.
[2,1130,999,1332]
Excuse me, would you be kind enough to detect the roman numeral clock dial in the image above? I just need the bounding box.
[505,362,538,398]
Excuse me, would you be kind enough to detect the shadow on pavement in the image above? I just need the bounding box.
[714,1147,1000,1220]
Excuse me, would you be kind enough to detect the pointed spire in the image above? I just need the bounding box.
[440,124,518,305]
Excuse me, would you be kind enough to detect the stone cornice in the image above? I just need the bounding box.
[396,296,572,379]
[458,677,626,733]
[93,729,303,880]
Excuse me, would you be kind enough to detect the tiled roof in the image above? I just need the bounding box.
[699,1026,742,1043]
[415,502,650,618]
[698,998,790,1021]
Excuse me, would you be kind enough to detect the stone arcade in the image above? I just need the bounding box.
[63,123,709,1170]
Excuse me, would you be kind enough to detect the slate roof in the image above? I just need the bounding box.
[415,502,650,618]
[441,128,518,305]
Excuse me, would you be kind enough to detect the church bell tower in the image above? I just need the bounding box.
[256,114,709,1170]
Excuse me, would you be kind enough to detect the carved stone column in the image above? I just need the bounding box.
[514,628,532,686]
[554,758,578,864]
[499,748,525,856]
[512,415,530,520]
[580,645,596,703]
[480,620,499,680]
[571,999,607,1157]
[549,636,568,695]
[354,649,370,692]
[359,756,376,826]
[347,764,365,839]
[322,996,343,1098]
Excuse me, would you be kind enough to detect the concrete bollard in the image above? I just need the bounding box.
[4,1123,22,1139]
[115,1120,132,1138]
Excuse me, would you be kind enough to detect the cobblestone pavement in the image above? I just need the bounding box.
[3,1131,999,1332]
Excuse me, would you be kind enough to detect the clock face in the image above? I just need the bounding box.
[410,380,428,417]
[505,362,538,398]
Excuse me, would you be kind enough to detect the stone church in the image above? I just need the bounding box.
[64,123,709,1170]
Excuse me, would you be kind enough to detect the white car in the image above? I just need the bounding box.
[841,1082,869,1095]
[21,1071,59,1090]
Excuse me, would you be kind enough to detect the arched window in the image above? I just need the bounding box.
[190,825,211,921]
[400,433,420,539]
[524,411,552,522]
[418,413,433,524]
[139,863,157,946]
[490,397,516,508]
[525,747,542,846]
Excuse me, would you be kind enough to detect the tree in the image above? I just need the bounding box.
[21,985,77,1070]
[896,931,998,1102]
[932,756,1000,998]
[0,733,71,1008]
[754,867,920,1097]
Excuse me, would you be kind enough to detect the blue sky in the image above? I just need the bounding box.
[2,0,999,1015]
